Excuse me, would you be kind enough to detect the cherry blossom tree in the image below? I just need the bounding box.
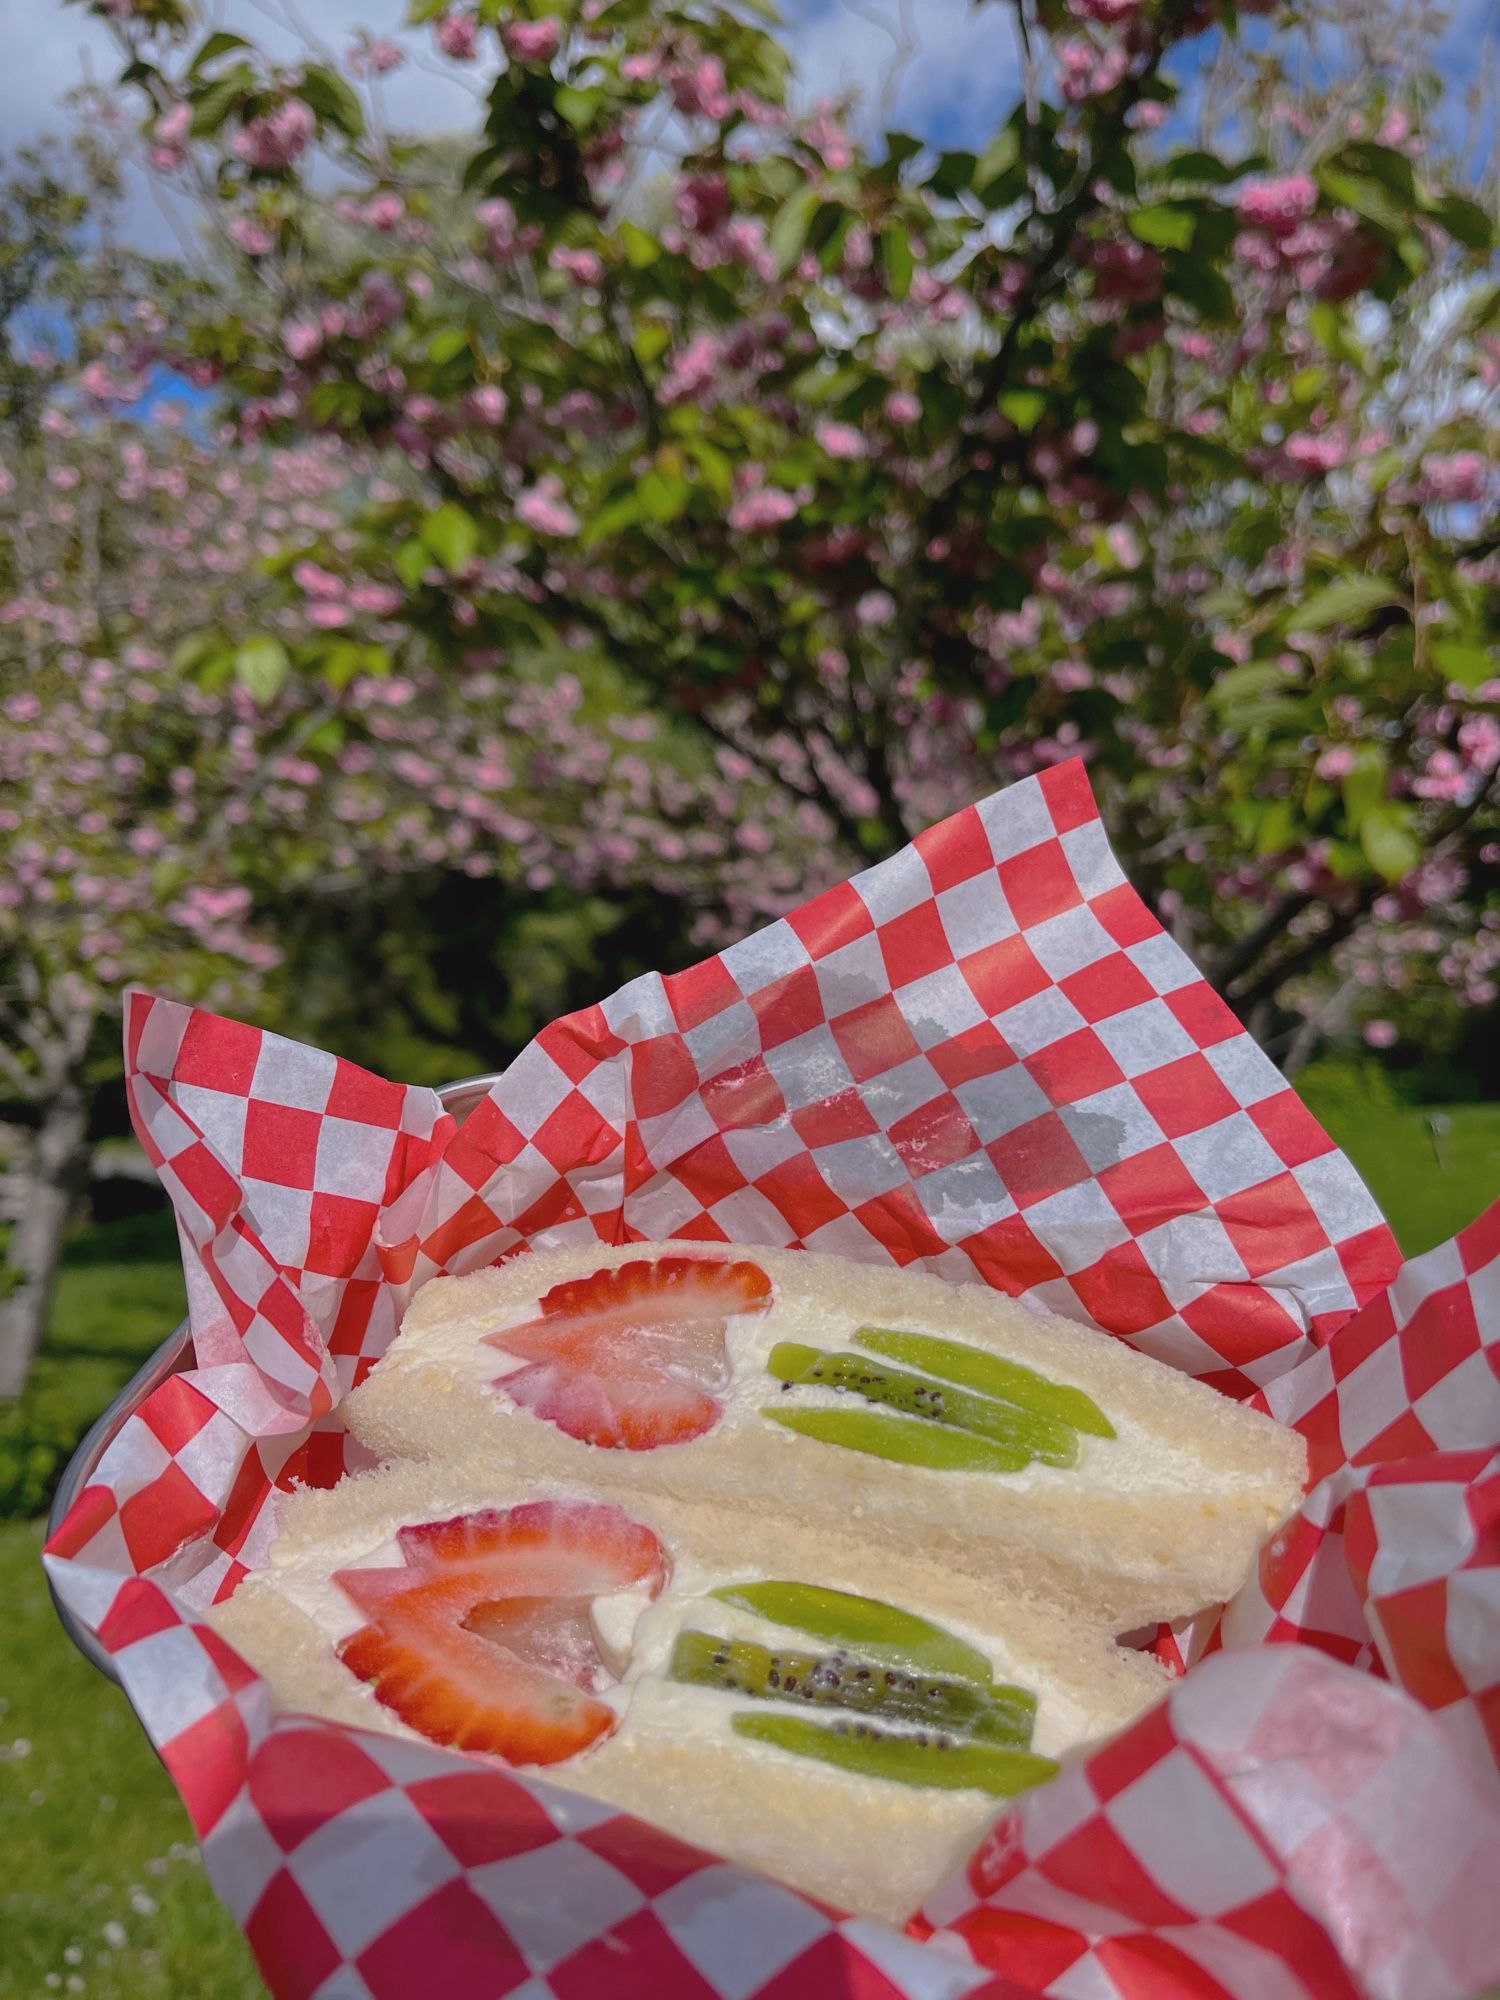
[69,0,1494,1073]
[0,137,791,1398]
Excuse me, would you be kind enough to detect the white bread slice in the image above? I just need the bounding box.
[207,1457,1170,1924]
[345,1241,1306,1629]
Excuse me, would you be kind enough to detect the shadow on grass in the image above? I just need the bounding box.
[52,1207,180,1271]
[1,1520,264,2000]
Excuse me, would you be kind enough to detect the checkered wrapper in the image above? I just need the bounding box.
[44,758,1500,2000]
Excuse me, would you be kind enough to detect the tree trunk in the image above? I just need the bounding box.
[0,1078,90,1401]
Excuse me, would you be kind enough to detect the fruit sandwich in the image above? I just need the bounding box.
[345,1240,1307,1629]
[208,1457,1171,1924]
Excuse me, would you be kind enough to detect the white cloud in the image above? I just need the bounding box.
[2,1,485,252]
[787,0,1020,144]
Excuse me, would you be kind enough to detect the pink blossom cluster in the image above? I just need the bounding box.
[502,18,562,65]
[434,13,480,62]
[346,36,404,79]
[2,381,829,1005]
[232,98,315,173]
[1232,179,1384,307]
[1055,36,1130,102]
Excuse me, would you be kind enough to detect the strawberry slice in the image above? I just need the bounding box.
[334,1500,666,1765]
[486,1255,773,1451]
[464,1596,600,1688]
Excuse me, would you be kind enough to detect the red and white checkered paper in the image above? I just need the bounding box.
[45,760,1500,2000]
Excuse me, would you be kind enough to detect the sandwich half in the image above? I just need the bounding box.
[208,1457,1170,1924]
[345,1240,1306,1628]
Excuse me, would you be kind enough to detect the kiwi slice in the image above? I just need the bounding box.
[761,1403,1036,1472]
[709,1580,992,1686]
[767,1342,1077,1467]
[855,1327,1115,1439]
[732,1712,1059,1798]
[669,1629,1035,1745]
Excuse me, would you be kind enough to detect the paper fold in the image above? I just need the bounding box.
[46,761,1497,2000]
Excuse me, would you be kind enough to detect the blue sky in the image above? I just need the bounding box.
[2,0,1490,248]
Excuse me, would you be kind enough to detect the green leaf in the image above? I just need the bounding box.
[306,381,365,428]
[688,439,734,501]
[427,328,472,365]
[1254,798,1298,856]
[1364,446,1405,494]
[1319,839,1366,882]
[1426,192,1493,251]
[638,469,688,522]
[879,223,914,301]
[973,126,1022,204]
[881,131,924,172]
[1210,661,1292,713]
[1127,205,1196,251]
[169,631,218,676]
[1339,141,1417,199]
[632,319,671,366]
[393,537,431,589]
[302,716,346,756]
[1164,257,1234,322]
[188,73,250,139]
[581,491,643,546]
[620,222,659,268]
[298,65,365,140]
[419,503,478,572]
[319,641,366,690]
[234,636,289,704]
[1318,166,1408,237]
[1359,808,1421,883]
[188,30,251,73]
[1431,638,1496,688]
[1340,742,1388,824]
[1293,576,1405,632]
[1306,300,1365,366]
[928,149,977,199]
[769,185,820,274]
[999,388,1048,434]
[555,86,602,131]
[791,361,860,404]
[1160,147,1258,186]
[974,126,1019,186]
[1396,229,1428,276]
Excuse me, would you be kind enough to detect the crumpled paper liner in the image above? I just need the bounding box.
[47,759,1499,1999]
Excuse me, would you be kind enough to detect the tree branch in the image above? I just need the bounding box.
[1227,774,1500,1014]
[1207,889,1318,994]
[977,1,1185,401]
[1227,890,1377,1016]
[0,1037,42,1103]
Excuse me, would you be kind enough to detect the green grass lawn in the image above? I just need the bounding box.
[0,1516,261,2000]
[3,1102,1494,1997]
[1304,1098,1500,1259]
[1,1212,189,1518]
[0,1213,260,1997]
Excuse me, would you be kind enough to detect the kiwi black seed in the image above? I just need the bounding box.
[668,1629,1034,1745]
[770,1347,1075,1465]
